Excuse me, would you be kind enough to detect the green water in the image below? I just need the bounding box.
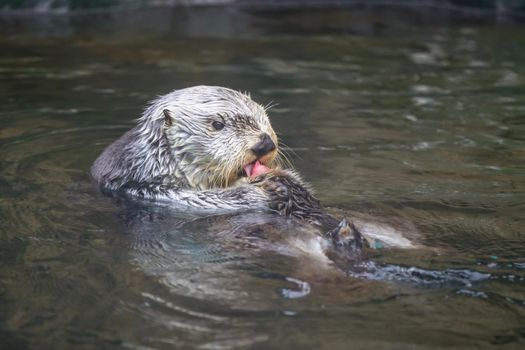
[1,7,525,349]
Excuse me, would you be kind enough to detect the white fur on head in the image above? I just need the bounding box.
[135,86,279,190]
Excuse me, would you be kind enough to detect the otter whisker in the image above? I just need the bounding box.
[279,143,302,160]
[277,141,302,164]
[263,101,278,112]
[276,150,293,170]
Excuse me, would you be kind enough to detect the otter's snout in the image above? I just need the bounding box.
[251,133,276,158]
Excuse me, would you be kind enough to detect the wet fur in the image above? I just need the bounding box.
[92,86,282,212]
[92,85,368,263]
[249,170,369,265]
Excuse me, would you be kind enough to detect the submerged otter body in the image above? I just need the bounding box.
[92,85,368,264]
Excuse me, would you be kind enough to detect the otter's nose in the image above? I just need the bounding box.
[251,133,276,158]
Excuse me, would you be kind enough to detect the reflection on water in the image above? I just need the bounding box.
[1,7,525,349]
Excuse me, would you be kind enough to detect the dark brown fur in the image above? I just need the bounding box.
[250,170,369,266]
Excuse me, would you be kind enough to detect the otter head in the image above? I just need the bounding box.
[139,86,280,190]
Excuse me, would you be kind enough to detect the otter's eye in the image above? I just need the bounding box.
[212,121,225,131]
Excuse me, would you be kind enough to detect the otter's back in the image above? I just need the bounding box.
[91,130,137,190]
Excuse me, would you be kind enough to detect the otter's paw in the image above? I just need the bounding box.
[251,174,292,215]
[325,217,368,265]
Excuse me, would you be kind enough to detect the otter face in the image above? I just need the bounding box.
[145,86,280,190]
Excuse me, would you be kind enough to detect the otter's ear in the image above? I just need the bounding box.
[163,109,174,127]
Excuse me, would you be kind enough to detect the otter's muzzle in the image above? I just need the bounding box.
[251,133,276,158]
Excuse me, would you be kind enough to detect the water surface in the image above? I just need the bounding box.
[1,7,525,349]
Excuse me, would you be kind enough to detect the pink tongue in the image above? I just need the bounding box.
[244,160,271,177]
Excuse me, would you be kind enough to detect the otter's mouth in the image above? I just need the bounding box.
[242,160,272,178]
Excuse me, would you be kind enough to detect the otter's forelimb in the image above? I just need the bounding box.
[152,184,273,212]
[113,176,285,213]
[250,170,369,267]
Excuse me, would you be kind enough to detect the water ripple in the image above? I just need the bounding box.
[348,261,491,287]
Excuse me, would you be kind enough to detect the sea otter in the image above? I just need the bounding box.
[92,86,288,210]
[92,85,368,263]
